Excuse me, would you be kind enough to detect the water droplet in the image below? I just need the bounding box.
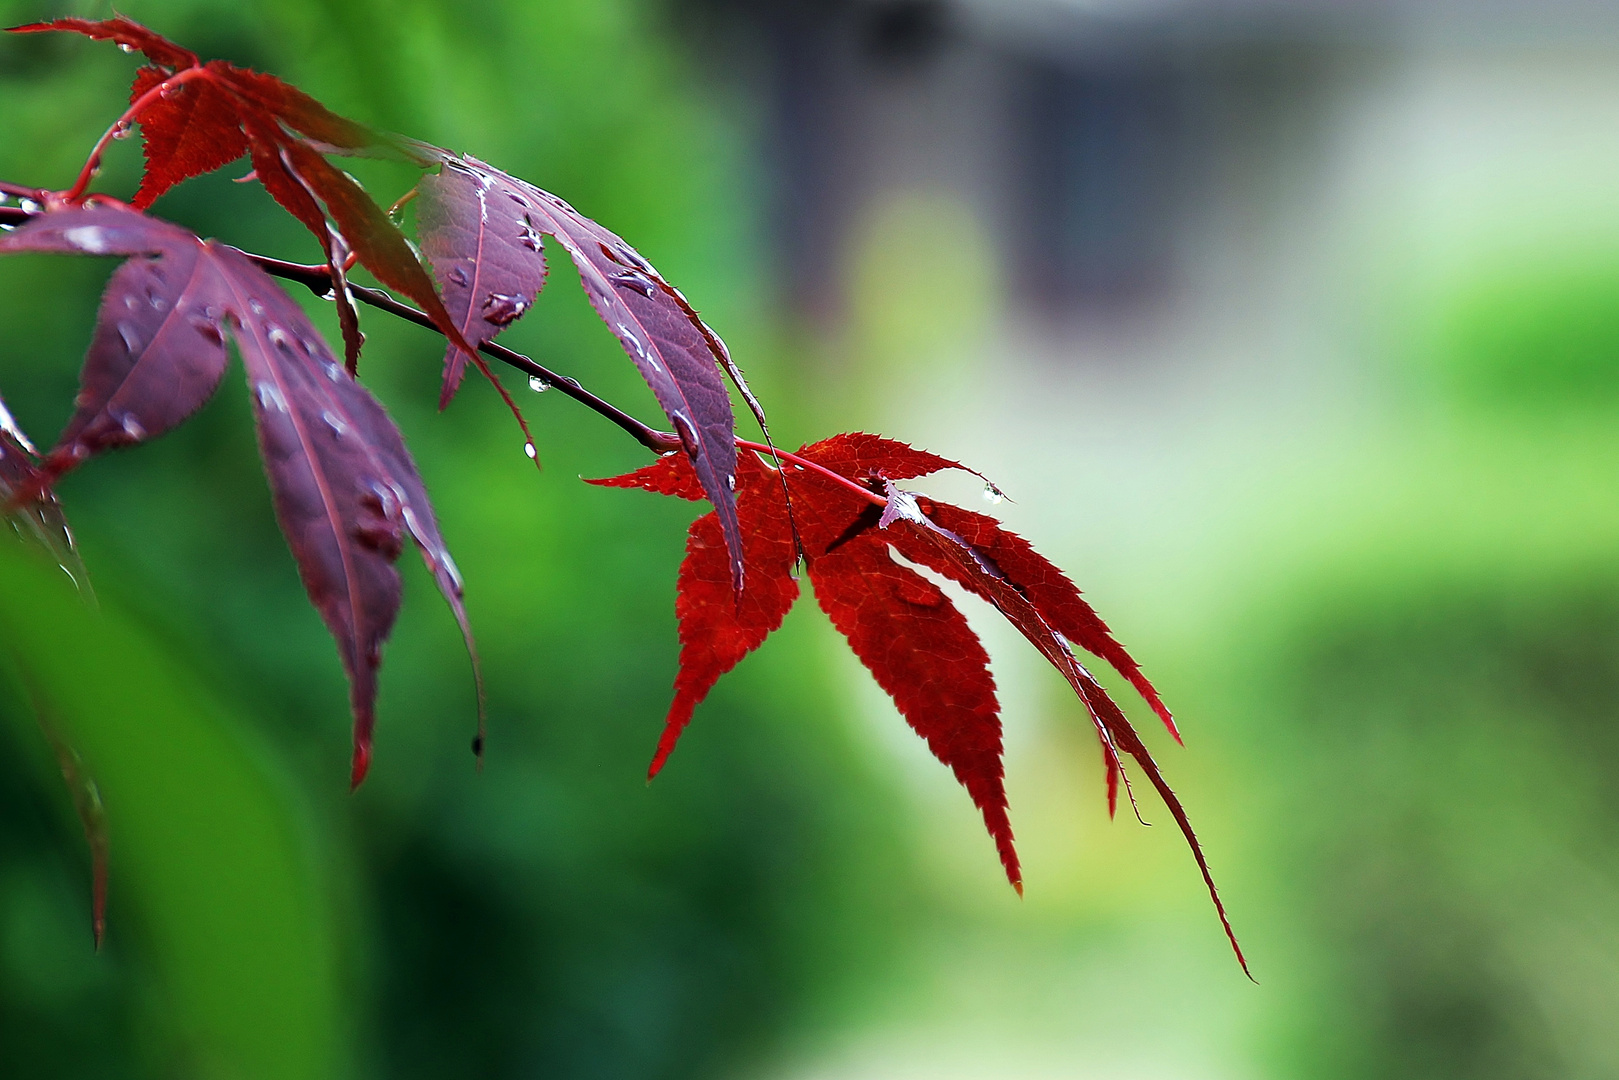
[671,413,700,457]
[441,550,465,596]
[726,473,736,491]
[523,441,537,459]
[614,244,652,273]
[608,269,657,299]
[447,266,469,286]
[322,361,344,382]
[518,217,543,252]
[18,199,40,215]
[248,298,265,316]
[255,381,288,412]
[267,326,294,352]
[111,122,133,141]
[119,412,146,440]
[190,316,224,345]
[147,288,168,312]
[982,483,1005,505]
[528,376,549,393]
[63,226,109,254]
[159,82,182,100]
[321,410,348,439]
[481,293,528,327]
[116,321,141,354]
[117,42,134,53]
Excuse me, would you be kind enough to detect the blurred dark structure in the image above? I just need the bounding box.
[681,0,1374,323]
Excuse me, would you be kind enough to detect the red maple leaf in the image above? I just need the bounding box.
[591,432,1248,974]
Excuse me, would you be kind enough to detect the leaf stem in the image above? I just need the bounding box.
[63,66,213,203]
[735,438,886,508]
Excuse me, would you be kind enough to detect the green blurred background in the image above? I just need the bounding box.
[7,0,1619,1076]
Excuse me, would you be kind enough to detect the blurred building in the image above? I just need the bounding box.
[691,0,1619,334]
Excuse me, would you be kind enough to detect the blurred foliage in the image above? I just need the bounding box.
[0,0,917,1077]
[1436,251,1619,411]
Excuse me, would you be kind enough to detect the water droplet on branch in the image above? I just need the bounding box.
[528,376,549,393]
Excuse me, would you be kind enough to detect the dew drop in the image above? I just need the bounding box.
[255,381,289,412]
[608,269,657,299]
[481,293,528,327]
[147,288,168,312]
[190,316,224,345]
[111,122,133,141]
[116,321,141,354]
[726,473,736,491]
[671,413,700,457]
[267,326,294,352]
[982,483,1005,505]
[322,410,349,439]
[528,375,549,393]
[523,441,537,460]
[119,412,146,440]
[248,298,266,316]
[614,244,652,273]
[518,217,543,252]
[117,42,134,53]
[447,266,469,287]
[63,226,109,254]
[322,360,344,382]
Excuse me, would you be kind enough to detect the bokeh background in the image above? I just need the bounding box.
[4,0,1619,1076]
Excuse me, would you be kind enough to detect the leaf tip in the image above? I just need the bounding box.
[349,741,372,791]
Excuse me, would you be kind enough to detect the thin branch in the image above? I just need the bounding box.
[246,254,682,455]
[1,196,684,456]
[64,67,213,203]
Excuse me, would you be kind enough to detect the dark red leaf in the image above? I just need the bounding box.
[128,64,249,209]
[16,19,436,376]
[420,154,746,591]
[594,434,1245,969]
[595,450,797,779]
[913,499,1179,741]
[214,63,379,152]
[593,440,1017,887]
[0,205,476,786]
[8,17,198,71]
[878,486,1245,974]
[415,160,549,407]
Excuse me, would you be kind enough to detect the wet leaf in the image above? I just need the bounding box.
[0,204,476,786]
[420,153,750,590]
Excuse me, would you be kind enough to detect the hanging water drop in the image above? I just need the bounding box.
[983,483,1005,505]
[528,376,549,393]
[523,441,537,459]
[447,266,469,286]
